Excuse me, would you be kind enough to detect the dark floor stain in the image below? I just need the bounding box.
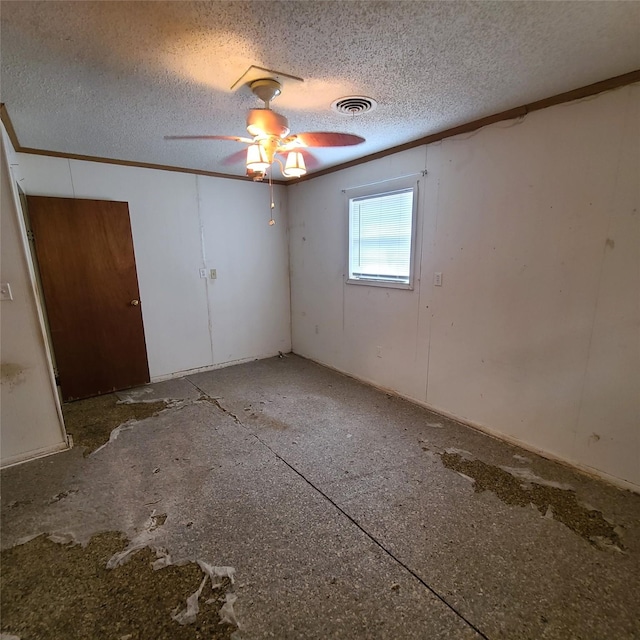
[151,513,168,529]
[249,410,290,430]
[62,394,167,454]
[6,499,32,509]
[0,532,235,640]
[201,394,289,431]
[439,451,622,550]
[48,489,79,504]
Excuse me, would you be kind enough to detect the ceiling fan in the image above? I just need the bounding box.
[165,78,365,181]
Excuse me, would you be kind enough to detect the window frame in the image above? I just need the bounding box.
[345,175,419,290]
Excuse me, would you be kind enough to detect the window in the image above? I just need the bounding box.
[347,177,418,288]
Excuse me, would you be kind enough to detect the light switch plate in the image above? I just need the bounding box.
[0,283,13,301]
[210,269,217,279]
[434,272,443,286]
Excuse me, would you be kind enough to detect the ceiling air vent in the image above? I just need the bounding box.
[331,96,377,115]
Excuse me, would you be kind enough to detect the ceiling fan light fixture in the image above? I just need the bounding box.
[246,143,270,172]
[283,151,307,178]
[246,109,290,138]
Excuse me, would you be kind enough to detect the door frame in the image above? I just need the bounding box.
[18,186,59,380]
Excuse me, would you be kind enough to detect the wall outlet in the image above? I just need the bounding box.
[210,269,217,279]
[434,272,443,286]
[199,268,207,278]
[376,346,382,358]
[0,283,13,301]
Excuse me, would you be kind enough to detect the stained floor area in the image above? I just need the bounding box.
[62,393,168,454]
[1,532,235,640]
[2,355,639,639]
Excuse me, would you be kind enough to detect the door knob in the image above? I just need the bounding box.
[130,299,140,306]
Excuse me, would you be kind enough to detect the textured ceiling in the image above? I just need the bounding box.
[1,1,639,180]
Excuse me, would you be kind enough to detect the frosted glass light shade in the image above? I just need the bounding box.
[284,151,306,177]
[246,144,270,171]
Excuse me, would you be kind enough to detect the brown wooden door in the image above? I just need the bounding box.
[27,196,150,401]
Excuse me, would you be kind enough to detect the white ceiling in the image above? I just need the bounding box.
[1,1,639,180]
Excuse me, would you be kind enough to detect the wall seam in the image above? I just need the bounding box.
[424,143,440,403]
[284,184,293,352]
[67,158,76,198]
[571,85,632,456]
[195,175,215,365]
[414,151,427,369]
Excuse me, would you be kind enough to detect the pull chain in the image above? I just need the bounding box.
[268,171,275,226]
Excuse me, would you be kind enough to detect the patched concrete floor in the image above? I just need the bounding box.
[2,355,639,639]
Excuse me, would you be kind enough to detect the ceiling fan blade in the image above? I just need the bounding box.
[299,149,320,170]
[222,149,249,166]
[164,135,254,144]
[291,132,365,148]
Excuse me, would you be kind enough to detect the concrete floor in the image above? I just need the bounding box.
[2,355,639,639]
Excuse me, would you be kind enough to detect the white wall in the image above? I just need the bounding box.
[289,84,640,490]
[1,128,68,466]
[13,156,291,381]
[5,85,638,484]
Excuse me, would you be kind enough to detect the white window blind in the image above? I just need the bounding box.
[349,188,414,284]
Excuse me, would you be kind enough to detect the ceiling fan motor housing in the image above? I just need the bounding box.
[246,109,290,139]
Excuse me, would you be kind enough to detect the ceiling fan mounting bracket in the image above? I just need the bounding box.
[249,78,282,107]
[230,65,304,93]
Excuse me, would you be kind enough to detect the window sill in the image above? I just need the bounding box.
[346,277,414,291]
